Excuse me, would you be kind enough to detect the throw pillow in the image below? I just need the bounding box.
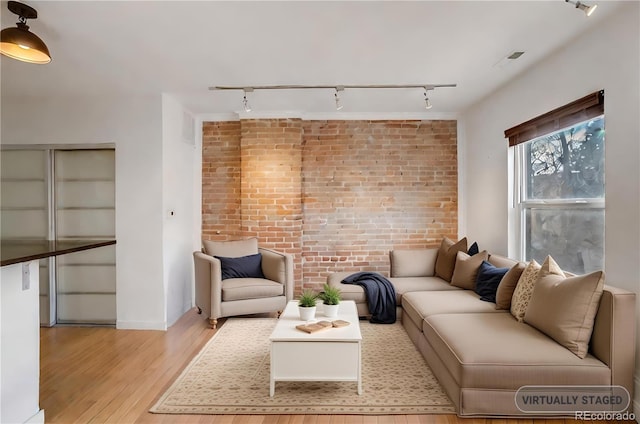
[474,260,510,303]
[524,256,604,359]
[510,259,541,322]
[214,253,265,280]
[434,237,468,282]
[450,250,489,290]
[467,242,479,256]
[494,261,526,310]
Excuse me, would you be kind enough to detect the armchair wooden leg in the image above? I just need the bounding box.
[209,319,218,329]
[276,310,282,318]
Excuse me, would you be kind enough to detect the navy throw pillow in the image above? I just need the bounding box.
[214,253,265,280]
[468,242,479,256]
[475,260,509,303]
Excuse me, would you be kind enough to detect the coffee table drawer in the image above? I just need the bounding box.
[271,341,360,380]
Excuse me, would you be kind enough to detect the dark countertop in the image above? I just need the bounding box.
[1,239,116,267]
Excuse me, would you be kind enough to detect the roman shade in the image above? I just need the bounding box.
[504,90,604,147]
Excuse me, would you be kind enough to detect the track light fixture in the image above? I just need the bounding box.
[334,86,344,111]
[0,1,51,64]
[211,83,456,112]
[242,88,253,112]
[424,88,433,110]
[565,0,597,16]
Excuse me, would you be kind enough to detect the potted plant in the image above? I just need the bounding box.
[319,283,341,318]
[298,289,318,321]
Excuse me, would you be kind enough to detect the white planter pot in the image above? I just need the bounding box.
[298,305,316,321]
[323,303,339,318]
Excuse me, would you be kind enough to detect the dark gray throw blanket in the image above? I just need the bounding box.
[341,272,397,324]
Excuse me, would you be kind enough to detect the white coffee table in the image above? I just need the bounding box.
[269,300,362,397]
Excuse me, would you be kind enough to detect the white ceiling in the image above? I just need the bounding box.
[0,1,626,115]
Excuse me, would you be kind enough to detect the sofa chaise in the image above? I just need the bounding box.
[328,238,636,417]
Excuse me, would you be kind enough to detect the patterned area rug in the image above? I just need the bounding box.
[150,318,454,415]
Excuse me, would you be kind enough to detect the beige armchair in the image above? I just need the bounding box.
[193,238,294,328]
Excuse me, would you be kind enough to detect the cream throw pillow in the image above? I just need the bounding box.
[450,250,489,290]
[510,259,541,322]
[524,256,604,359]
[434,237,468,282]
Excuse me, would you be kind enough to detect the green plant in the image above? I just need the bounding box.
[319,283,341,305]
[298,289,318,308]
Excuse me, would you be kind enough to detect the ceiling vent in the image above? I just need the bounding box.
[494,51,525,69]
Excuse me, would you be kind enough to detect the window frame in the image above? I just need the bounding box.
[512,117,605,266]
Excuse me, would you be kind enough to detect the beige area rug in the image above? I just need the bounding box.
[150,318,455,415]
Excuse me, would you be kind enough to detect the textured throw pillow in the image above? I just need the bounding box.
[510,259,541,322]
[495,261,526,310]
[524,256,604,359]
[434,237,468,282]
[450,250,489,290]
[474,260,510,303]
[467,242,479,256]
[214,253,265,280]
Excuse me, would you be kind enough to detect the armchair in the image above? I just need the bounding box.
[193,238,294,329]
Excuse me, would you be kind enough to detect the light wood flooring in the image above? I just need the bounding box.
[41,308,609,424]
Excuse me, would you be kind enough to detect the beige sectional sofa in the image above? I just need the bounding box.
[327,241,636,418]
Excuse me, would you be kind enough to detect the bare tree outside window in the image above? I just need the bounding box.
[521,116,605,274]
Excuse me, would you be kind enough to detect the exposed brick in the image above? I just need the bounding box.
[201,119,457,296]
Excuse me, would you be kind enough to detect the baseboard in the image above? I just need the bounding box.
[116,320,167,331]
[635,375,640,421]
[25,409,45,424]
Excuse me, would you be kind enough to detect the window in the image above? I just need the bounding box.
[505,91,605,274]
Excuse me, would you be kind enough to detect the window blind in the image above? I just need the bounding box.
[504,90,604,147]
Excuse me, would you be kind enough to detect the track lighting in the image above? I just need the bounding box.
[424,89,433,110]
[213,83,456,112]
[0,1,51,64]
[565,0,597,16]
[242,88,253,112]
[334,87,344,111]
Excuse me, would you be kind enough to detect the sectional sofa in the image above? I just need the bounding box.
[327,238,636,417]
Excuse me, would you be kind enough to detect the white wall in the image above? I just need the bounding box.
[1,261,43,424]
[461,1,639,410]
[161,94,196,326]
[1,95,168,330]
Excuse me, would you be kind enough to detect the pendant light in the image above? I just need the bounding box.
[1,1,51,64]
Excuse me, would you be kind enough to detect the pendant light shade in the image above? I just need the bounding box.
[1,1,51,64]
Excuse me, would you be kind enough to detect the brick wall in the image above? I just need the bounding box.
[202,121,242,239]
[240,119,304,283]
[201,119,457,293]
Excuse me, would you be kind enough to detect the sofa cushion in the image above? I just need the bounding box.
[390,249,438,277]
[467,242,479,256]
[203,238,259,257]
[450,250,489,290]
[510,260,541,322]
[221,278,284,301]
[389,276,460,303]
[402,290,505,331]
[494,261,526,310]
[215,253,265,280]
[435,237,468,282]
[524,256,605,359]
[474,260,509,303]
[422,313,610,389]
